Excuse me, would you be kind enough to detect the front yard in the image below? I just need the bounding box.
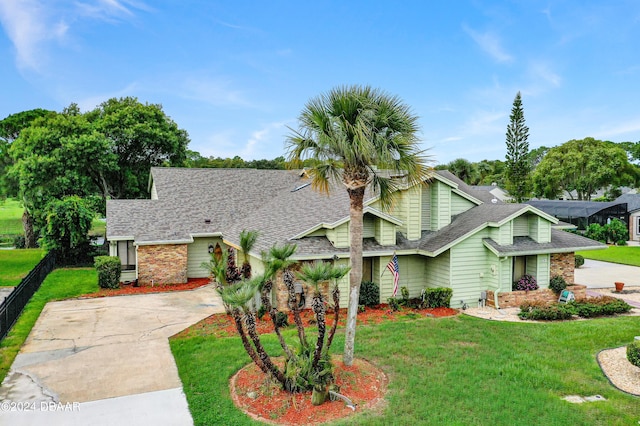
[171,313,640,425]
[0,249,45,286]
[577,246,640,267]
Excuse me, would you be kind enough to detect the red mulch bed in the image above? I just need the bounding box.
[80,278,211,298]
[176,305,458,339]
[231,357,388,425]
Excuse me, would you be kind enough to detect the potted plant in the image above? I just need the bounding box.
[615,281,624,292]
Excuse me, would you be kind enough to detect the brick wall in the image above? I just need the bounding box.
[550,253,575,284]
[274,266,331,312]
[137,244,188,285]
[486,284,586,308]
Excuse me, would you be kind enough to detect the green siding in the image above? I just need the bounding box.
[405,186,422,240]
[431,181,451,231]
[451,192,475,216]
[421,185,431,231]
[327,224,350,248]
[375,219,396,245]
[424,251,450,289]
[496,221,512,245]
[150,182,158,200]
[388,189,408,235]
[363,215,375,238]
[187,237,224,278]
[513,216,528,236]
[306,229,327,237]
[121,270,136,282]
[379,255,427,300]
[449,230,494,307]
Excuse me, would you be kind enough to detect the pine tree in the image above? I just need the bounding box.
[505,92,532,202]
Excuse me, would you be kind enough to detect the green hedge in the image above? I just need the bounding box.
[519,296,632,321]
[627,340,640,368]
[94,256,121,289]
[422,287,453,308]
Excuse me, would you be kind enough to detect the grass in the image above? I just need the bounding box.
[0,268,99,382]
[171,315,640,425]
[0,249,45,286]
[577,246,640,267]
[0,198,23,235]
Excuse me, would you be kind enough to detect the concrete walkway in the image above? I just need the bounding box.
[574,259,640,289]
[0,285,225,425]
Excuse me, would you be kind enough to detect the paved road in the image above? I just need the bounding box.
[574,259,640,289]
[0,285,225,426]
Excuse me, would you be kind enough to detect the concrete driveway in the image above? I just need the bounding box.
[575,259,640,289]
[0,285,224,425]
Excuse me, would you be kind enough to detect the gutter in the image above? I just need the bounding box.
[493,256,509,309]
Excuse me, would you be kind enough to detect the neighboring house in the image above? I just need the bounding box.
[614,193,640,242]
[106,168,604,309]
[471,184,512,202]
[526,200,628,231]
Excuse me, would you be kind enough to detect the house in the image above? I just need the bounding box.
[613,193,640,242]
[470,183,512,202]
[525,200,628,231]
[106,168,605,309]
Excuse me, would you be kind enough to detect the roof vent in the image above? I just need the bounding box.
[291,183,311,192]
[491,198,498,204]
[204,219,212,224]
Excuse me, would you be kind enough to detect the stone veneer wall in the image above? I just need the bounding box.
[274,267,332,312]
[137,244,188,285]
[486,284,586,308]
[550,253,575,284]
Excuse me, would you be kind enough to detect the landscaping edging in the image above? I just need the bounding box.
[486,284,586,308]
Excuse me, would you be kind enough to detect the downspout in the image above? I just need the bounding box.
[493,257,509,309]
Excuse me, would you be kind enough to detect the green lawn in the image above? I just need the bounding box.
[0,249,45,286]
[171,315,640,425]
[0,199,23,235]
[0,268,99,382]
[577,246,640,267]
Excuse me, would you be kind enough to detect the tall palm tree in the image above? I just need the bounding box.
[287,85,432,365]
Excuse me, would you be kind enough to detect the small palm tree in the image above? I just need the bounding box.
[287,85,432,365]
[239,229,258,279]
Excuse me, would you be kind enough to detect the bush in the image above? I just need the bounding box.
[571,296,632,318]
[387,297,400,311]
[616,240,627,246]
[627,340,640,368]
[575,254,585,268]
[13,235,26,249]
[256,305,267,320]
[549,275,567,295]
[606,218,628,243]
[358,281,380,307]
[275,311,289,328]
[94,256,121,289]
[422,287,453,308]
[513,274,538,291]
[400,286,410,305]
[518,301,575,321]
[585,223,606,242]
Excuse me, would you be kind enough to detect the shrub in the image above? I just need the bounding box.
[627,340,640,368]
[616,239,627,246]
[387,297,400,311]
[422,287,453,308]
[275,311,289,328]
[571,296,632,318]
[585,223,606,242]
[518,301,575,320]
[606,218,628,243]
[400,286,410,305]
[256,305,267,320]
[575,254,585,268]
[549,275,567,295]
[513,274,538,291]
[358,281,380,307]
[13,235,26,249]
[94,256,121,289]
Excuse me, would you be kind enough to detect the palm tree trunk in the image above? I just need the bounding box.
[243,308,287,386]
[284,269,307,347]
[311,292,326,370]
[231,308,267,374]
[261,279,295,360]
[343,186,365,366]
[324,286,340,355]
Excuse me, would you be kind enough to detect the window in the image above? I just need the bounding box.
[117,241,136,270]
[362,257,373,282]
[512,256,526,282]
[637,217,640,236]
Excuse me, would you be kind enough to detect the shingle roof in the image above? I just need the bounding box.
[526,200,627,218]
[106,167,600,259]
[483,230,605,256]
[615,193,640,213]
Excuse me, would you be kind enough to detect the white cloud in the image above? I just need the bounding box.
[242,121,291,159]
[593,118,640,140]
[463,24,513,63]
[178,75,254,108]
[0,0,148,71]
[72,82,140,111]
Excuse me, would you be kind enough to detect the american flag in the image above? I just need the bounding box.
[386,254,400,297]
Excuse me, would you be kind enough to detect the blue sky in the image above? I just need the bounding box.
[1,1,639,165]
